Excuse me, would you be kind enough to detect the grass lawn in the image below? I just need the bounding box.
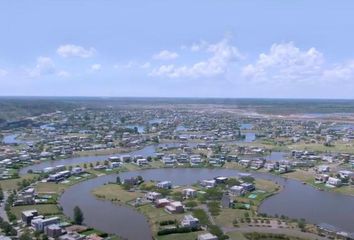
[63,173,96,186]
[332,185,354,196]
[11,204,61,219]
[0,174,37,191]
[137,204,184,234]
[156,231,202,240]
[282,170,314,182]
[254,179,279,192]
[226,231,248,240]
[92,184,144,203]
[214,208,250,227]
[35,182,68,194]
[289,142,354,154]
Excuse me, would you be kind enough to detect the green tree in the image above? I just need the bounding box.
[241,176,255,183]
[116,176,121,184]
[73,206,84,225]
[0,185,3,201]
[19,230,32,240]
[185,200,198,209]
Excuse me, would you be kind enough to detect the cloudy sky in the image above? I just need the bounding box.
[1,0,354,98]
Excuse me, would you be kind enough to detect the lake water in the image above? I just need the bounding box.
[243,132,256,142]
[18,142,354,238]
[2,134,33,145]
[240,123,253,130]
[59,168,354,239]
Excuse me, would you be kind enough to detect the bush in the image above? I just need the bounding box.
[193,209,210,226]
[207,201,221,216]
[157,226,199,236]
[159,219,176,226]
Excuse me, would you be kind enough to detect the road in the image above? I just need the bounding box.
[0,191,9,222]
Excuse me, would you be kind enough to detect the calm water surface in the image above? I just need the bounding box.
[59,168,354,239]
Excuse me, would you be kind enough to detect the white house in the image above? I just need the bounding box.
[156,181,172,189]
[71,167,83,175]
[145,191,161,202]
[201,179,216,188]
[110,161,122,168]
[229,185,244,196]
[326,177,342,187]
[136,158,149,166]
[338,170,354,179]
[161,156,176,165]
[181,215,199,228]
[183,188,197,198]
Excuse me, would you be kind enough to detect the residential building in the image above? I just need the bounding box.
[44,224,62,238]
[31,217,60,232]
[165,201,184,213]
[156,181,172,189]
[229,185,244,196]
[145,191,161,202]
[181,215,199,228]
[182,188,197,198]
[21,209,38,225]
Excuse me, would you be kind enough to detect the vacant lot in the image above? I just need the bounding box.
[35,182,68,194]
[11,204,61,219]
[0,174,37,191]
[92,183,144,203]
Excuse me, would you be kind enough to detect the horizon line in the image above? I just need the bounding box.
[0,95,354,101]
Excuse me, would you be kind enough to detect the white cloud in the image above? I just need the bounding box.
[28,56,56,77]
[91,64,102,71]
[114,61,135,69]
[322,61,354,82]
[190,41,209,52]
[113,61,151,70]
[140,62,151,69]
[57,44,96,58]
[57,70,70,78]
[150,38,243,78]
[153,50,179,60]
[0,69,8,77]
[242,42,324,83]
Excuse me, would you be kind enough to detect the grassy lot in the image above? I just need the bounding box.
[332,185,354,196]
[35,182,68,194]
[137,204,184,234]
[282,170,314,182]
[226,231,248,240]
[74,147,126,157]
[289,142,354,154]
[92,184,144,203]
[0,174,37,191]
[254,179,279,192]
[64,173,96,186]
[11,204,61,219]
[215,208,250,227]
[156,231,202,240]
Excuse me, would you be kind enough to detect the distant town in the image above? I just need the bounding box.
[1,98,354,240]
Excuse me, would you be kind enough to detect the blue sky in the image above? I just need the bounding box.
[1,0,354,98]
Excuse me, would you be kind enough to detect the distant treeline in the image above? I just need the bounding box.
[0,98,77,122]
[1,97,354,120]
